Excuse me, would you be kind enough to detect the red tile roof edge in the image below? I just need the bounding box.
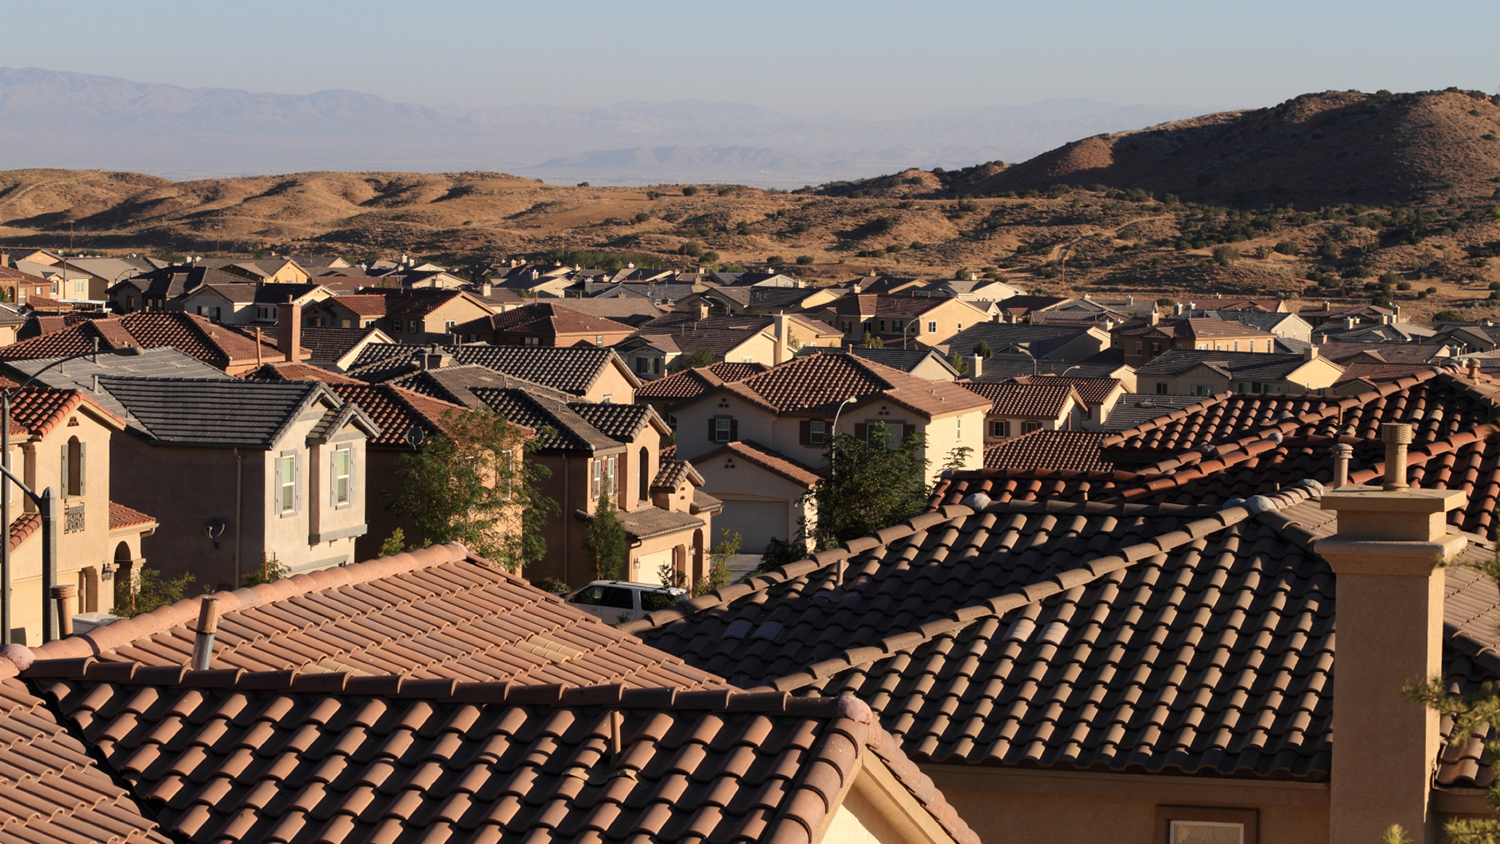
[759,484,1320,694]
[107,501,157,531]
[23,542,475,663]
[696,440,824,488]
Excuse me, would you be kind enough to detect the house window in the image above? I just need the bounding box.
[73,279,86,296]
[61,437,84,498]
[391,319,404,332]
[277,452,298,515]
[956,417,962,437]
[595,335,604,345]
[523,336,540,346]
[1023,421,1043,433]
[1136,342,1144,354]
[1155,382,1169,395]
[992,420,1009,438]
[866,422,902,449]
[713,417,733,443]
[879,320,887,333]
[592,459,602,499]
[444,320,456,333]
[331,446,353,507]
[1233,340,1239,351]
[809,420,826,446]
[928,320,937,334]
[1156,806,1256,844]
[957,322,963,331]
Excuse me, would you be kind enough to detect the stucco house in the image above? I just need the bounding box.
[672,353,989,553]
[350,343,642,405]
[815,293,992,349]
[96,377,379,591]
[451,302,637,347]
[959,381,1087,442]
[1135,347,1345,396]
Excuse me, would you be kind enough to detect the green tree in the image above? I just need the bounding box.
[796,255,815,265]
[1212,245,1239,267]
[378,528,408,557]
[681,186,699,196]
[972,340,994,360]
[113,567,194,618]
[669,348,717,373]
[241,555,290,587]
[862,330,884,349]
[695,529,739,596]
[586,487,629,581]
[806,422,928,549]
[386,409,556,571]
[948,352,970,374]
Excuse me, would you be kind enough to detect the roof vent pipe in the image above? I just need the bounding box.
[50,585,75,637]
[1382,423,1413,491]
[190,596,222,671]
[1331,442,1353,489]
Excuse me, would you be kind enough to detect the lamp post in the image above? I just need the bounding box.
[994,348,1038,376]
[829,395,858,478]
[1,345,148,644]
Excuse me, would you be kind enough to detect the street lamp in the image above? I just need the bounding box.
[829,395,858,478]
[994,347,1038,376]
[1,344,147,643]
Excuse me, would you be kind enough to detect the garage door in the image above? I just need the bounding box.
[634,547,674,584]
[714,498,790,555]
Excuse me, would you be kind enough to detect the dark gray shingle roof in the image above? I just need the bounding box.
[99,377,337,448]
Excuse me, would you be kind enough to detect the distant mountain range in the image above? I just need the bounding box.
[0,67,1204,187]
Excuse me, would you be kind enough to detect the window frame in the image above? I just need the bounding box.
[713,417,733,443]
[808,419,827,446]
[928,320,937,334]
[276,451,299,516]
[1155,806,1257,844]
[331,444,354,508]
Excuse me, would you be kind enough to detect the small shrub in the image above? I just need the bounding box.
[1212,246,1239,267]
[532,577,571,595]
[633,212,650,223]
[681,186,699,196]
[795,255,814,265]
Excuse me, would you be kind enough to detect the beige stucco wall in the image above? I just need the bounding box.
[579,362,639,405]
[694,456,813,551]
[7,409,122,644]
[939,783,1328,844]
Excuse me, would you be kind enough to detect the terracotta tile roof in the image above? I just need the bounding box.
[960,381,1080,418]
[1004,374,1123,406]
[1332,360,1433,386]
[324,383,470,448]
[455,302,636,336]
[3,386,124,436]
[37,669,977,844]
[567,401,657,443]
[613,506,706,541]
[695,440,824,488]
[635,362,767,401]
[9,511,39,552]
[651,458,703,493]
[32,542,725,689]
[383,289,479,318]
[327,293,388,316]
[716,353,990,418]
[352,343,633,398]
[0,312,299,368]
[241,361,366,384]
[795,346,959,376]
[982,430,1113,472]
[107,502,157,531]
[467,385,624,453]
[819,292,952,317]
[0,669,168,843]
[1102,393,1205,430]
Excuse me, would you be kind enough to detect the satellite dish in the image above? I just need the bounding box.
[405,426,425,448]
[205,517,227,539]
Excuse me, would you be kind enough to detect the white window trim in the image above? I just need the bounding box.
[331,445,354,509]
[277,451,299,516]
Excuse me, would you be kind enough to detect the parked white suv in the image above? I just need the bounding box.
[567,580,686,624]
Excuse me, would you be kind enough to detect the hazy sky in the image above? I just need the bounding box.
[7,0,1497,120]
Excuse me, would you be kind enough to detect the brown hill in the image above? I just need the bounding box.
[971,90,1500,208]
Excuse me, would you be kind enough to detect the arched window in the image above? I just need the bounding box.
[62,437,84,498]
[638,447,649,502]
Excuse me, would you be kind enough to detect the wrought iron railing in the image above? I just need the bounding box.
[65,503,84,534]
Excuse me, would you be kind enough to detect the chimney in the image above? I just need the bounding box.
[696,301,710,321]
[1345,316,1358,330]
[51,585,76,637]
[1304,344,1319,360]
[277,301,302,361]
[1149,311,1160,325]
[480,281,492,297]
[190,596,221,671]
[1173,303,1183,316]
[1467,358,1481,379]
[1315,422,1467,844]
[970,355,982,379]
[1382,314,1395,325]
[773,312,789,366]
[1126,295,1134,306]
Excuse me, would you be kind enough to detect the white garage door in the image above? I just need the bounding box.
[634,547,674,583]
[714,499,790,555]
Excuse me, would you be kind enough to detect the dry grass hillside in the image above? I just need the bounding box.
[2,90,1500,323]
[967,89,1500,208]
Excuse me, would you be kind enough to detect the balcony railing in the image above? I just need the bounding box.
[65,503,84,534]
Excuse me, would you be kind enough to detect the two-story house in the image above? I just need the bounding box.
[97,377,379,591]
[171,282,330,326]
[0,386,158,645]
[452,303,637,347]
[1113,316,1280,367]
[617,311,841,379]
[1135,347,1346,396]
[352,343,642,405]
[959,381,1088,442]
[815,293,991,349]
[301,289,496,342]
[671,353,989,553]
[432,377,717,588]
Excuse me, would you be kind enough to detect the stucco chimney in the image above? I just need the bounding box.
[1331,442,1352,488]
[480,281,492,297]
[696,301,710,321]
[1149,311,1160,325]
[969,355,982,379]
[1304,344,1319,361]
[277,301,301,361]
[1316,422,1467,844]
[1345,316,1358,330]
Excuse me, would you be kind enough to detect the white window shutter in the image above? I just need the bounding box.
[78,443,85,492]
[329,448,337,508]
[294,454,302,514]
[60,445,68,499]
